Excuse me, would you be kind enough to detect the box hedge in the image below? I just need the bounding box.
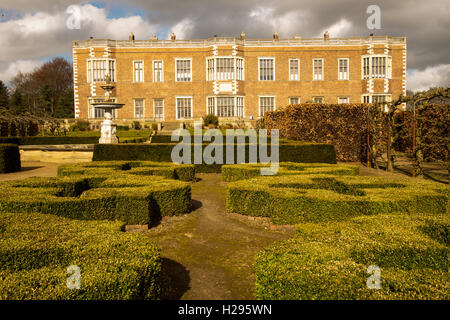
[226,175,449,224]
[58,161,195,181]
[0,143,21,173]
[221,162,359,182]
[0,175,191,225]
[254,214,449,300]
[0,212,161,299]
[93,142,336,173]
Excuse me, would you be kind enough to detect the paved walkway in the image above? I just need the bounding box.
[0,162,59,181]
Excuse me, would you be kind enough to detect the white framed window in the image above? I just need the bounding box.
[338,58,349,80]
[216,97,234,117]
[89,98,117,119]
[259,96,275,116]
[289,59,300,80]
[216,58,234,81]
[153,60,163,82]
[289,97,300,105]
[313,58,323,80]
[361,94,392,104]
[176,96,192,119]
[207,96,215,114]
[206,57,244,81]
[87,59,116,82]
[154,99,164,119]
[236,58,244,80]
[133,61,144,82]
[362,55,392,79]
[134,98,144,119]
[206,96,245,118]
[258,57,275,81]
[338,97,349,104]
[207,58,215,81]
[175,59,192,82]
[313,97,323,103]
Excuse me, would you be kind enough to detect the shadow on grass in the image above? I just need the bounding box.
[160,257,190,300]
[20,166,43,172]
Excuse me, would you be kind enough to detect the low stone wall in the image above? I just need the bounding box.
[19,145,93,163]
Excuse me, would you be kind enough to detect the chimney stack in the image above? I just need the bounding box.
[170,32,176,41]
[273,31,279,40]
[324,31,329,40]
[240,32,245,41]
[129,32,135,41]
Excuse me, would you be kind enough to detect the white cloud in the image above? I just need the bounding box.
[318,18,353,38]
[407,64,450,92]
[0,60,43,82]
[169,18,194,40]
[248,7,308,37]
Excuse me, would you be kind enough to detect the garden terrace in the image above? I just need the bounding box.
[255,214,449,300]
[0,212,161,299]
[221,162,359,182]
[0,174,191,225]
[57,161,196,181]
[226,174,449,224]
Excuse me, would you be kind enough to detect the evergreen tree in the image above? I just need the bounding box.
[0,80,9,109]
[54,89,74,118]
[9,89,26,114]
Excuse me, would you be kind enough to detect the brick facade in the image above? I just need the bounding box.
[72,34,406,124]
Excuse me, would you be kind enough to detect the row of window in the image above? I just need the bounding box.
[89,95,393,120]
[86,55,393,83]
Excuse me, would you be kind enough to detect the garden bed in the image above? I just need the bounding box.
[226,174,448,224]
[254,214,449,299]
[0,212,161,299]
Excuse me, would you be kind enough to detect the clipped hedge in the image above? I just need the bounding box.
[226,174,448,224]
[0,212,161,299]
[221,162,359,182]
[0,175,191,225]
[93,142,336,173]
[255,214,449,300]
[58,161,195,181]
[0,144,21,173]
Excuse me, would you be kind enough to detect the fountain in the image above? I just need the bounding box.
[91,75,124,144]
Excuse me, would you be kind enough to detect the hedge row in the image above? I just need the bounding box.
[93,142,337,173]
[0,136,147,145]
[226,175,448,224]
[0,144,21,173]
[58,161,195,181]
[0,212,161,299]
[264,103,386,162]
[221,162,359,182]
[255,214,449,299]
[0,175,191,225]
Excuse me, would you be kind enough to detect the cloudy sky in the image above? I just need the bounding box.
[1,0,449,91]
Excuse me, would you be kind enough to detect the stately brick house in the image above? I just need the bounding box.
[72,32,406,124]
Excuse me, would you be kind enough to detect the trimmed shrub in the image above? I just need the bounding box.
[254,214,449,300]
[69,120,91,132]
[221,162,359,182]
[57,161,195,181]
[93,142,336,173]
[226,174,448,224]
[203,114,219,127]
[0,144,21,173]
[0,212,161,299]
[0,175,191,225]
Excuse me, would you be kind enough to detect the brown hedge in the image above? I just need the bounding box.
[264,104,386,162]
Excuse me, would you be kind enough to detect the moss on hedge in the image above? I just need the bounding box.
[58,161,195,181]
[0,143,21,173]
[0,212,161,299]
[221,162,359,182]
[226,175,449,224]
[254,214,449,300]
[0,175,191,225]
[92,142,336,173]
